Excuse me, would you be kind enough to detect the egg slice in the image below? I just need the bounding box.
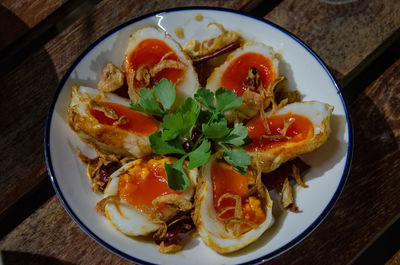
[194,156,274,253]
[123,27,199,107]
[102,157,198,236]
[68,85,159,158]
[207,42,279,96]
[245,101,333,173]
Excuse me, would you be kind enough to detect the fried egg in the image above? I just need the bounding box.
[123,27,199,107]
[68,85,158,158]
[206,42,279,96]
[245,101,333,173]
[193,155,274,253]
[103,157,198,236]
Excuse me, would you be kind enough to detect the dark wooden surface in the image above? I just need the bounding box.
[0,0,69,51]
[265,0,400,86]
[0,0,399,264]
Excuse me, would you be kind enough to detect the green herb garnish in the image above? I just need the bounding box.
[130,79,252,191]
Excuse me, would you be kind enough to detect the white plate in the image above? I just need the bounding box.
[45,8,352,265]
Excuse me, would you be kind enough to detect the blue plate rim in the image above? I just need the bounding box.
[44,6,354,265]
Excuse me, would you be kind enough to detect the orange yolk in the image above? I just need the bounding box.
[211,162,265,225]
[126,39,184,88]
[220,52,276,96]
[118,159,181,210]
[246,113,314,152]
[89,102,158,136]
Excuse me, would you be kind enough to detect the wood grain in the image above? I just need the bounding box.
[0,0,69,50]
[1,51,399,265]
[0,0,251,216]
[0,196,130,265]
[386,249,400,265]
[265,0,400,84]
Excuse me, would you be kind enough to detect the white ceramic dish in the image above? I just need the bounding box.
[45,8,353,265]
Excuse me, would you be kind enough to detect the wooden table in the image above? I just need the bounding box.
[1,0,399,264]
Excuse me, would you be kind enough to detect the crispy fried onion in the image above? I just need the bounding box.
[159,241,184,254]
[112,115,128,126]
[95,195,120,216]
[89,99,118,119]
[254,155,267,198]
[150,194,193,239]
[97,63,125,92]
[281,178,299,212]
[216,193,258,237]
[127,71,139,103]
[152,194,193,213]
[77,146,135,192]
[153,214,192,240]
[152,219,168,240]
[89,99,130,125]
[292,164,308,188]
[183,23,241,59]
[259,113,295,146]
[151,196,193,252]
[132,51,187,89]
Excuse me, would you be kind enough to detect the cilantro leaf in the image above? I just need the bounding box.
[240,136,253,147]
[153,78,176,112]
[215,87,242,113]
[220,124,249,146]
[223,148,251,175]
[164,157,190,191]
[195,87,214,109]
[198,110,213,124]
[202,119,230,139]
[149,132,185,155]
[178,97,201,115]
[161,113,185,141]
[178,98,201,138]
[161,99,200,140]
[130,88,165,116]
[129,99,146,112]
[187,140,211,169]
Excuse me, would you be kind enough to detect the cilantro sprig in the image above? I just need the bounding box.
[130,79,252,191]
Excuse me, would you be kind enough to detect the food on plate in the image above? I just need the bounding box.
[97,63,125,92]
[123,27,199,107]
[183,23,242,62]
[67,20,334,255]
[194,155,274,253]
[96,157,197,240]
[68,85,158,158]
[207,42,280,121]
[246,101,333,173]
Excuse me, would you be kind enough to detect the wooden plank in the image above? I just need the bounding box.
[0,196,130,264]
[1,55,399,265]
[265,0,400,85]
[386,250,400,265]
[0,0,69,50]
[0,0,251,217]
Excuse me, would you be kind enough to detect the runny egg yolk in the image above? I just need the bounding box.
[246,113,314,152]
[89,102,158,136]
[127,39,184,88]
[211,161,265,225]
[220,52,276,97]
[118,158,181,210]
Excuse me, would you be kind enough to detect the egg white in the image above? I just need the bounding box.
[249,101,334,173]
[68,85,156,158]
[206,42,279,93]
[103,159,199,236]
[125,27,199,107]
[194,155,274,253]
